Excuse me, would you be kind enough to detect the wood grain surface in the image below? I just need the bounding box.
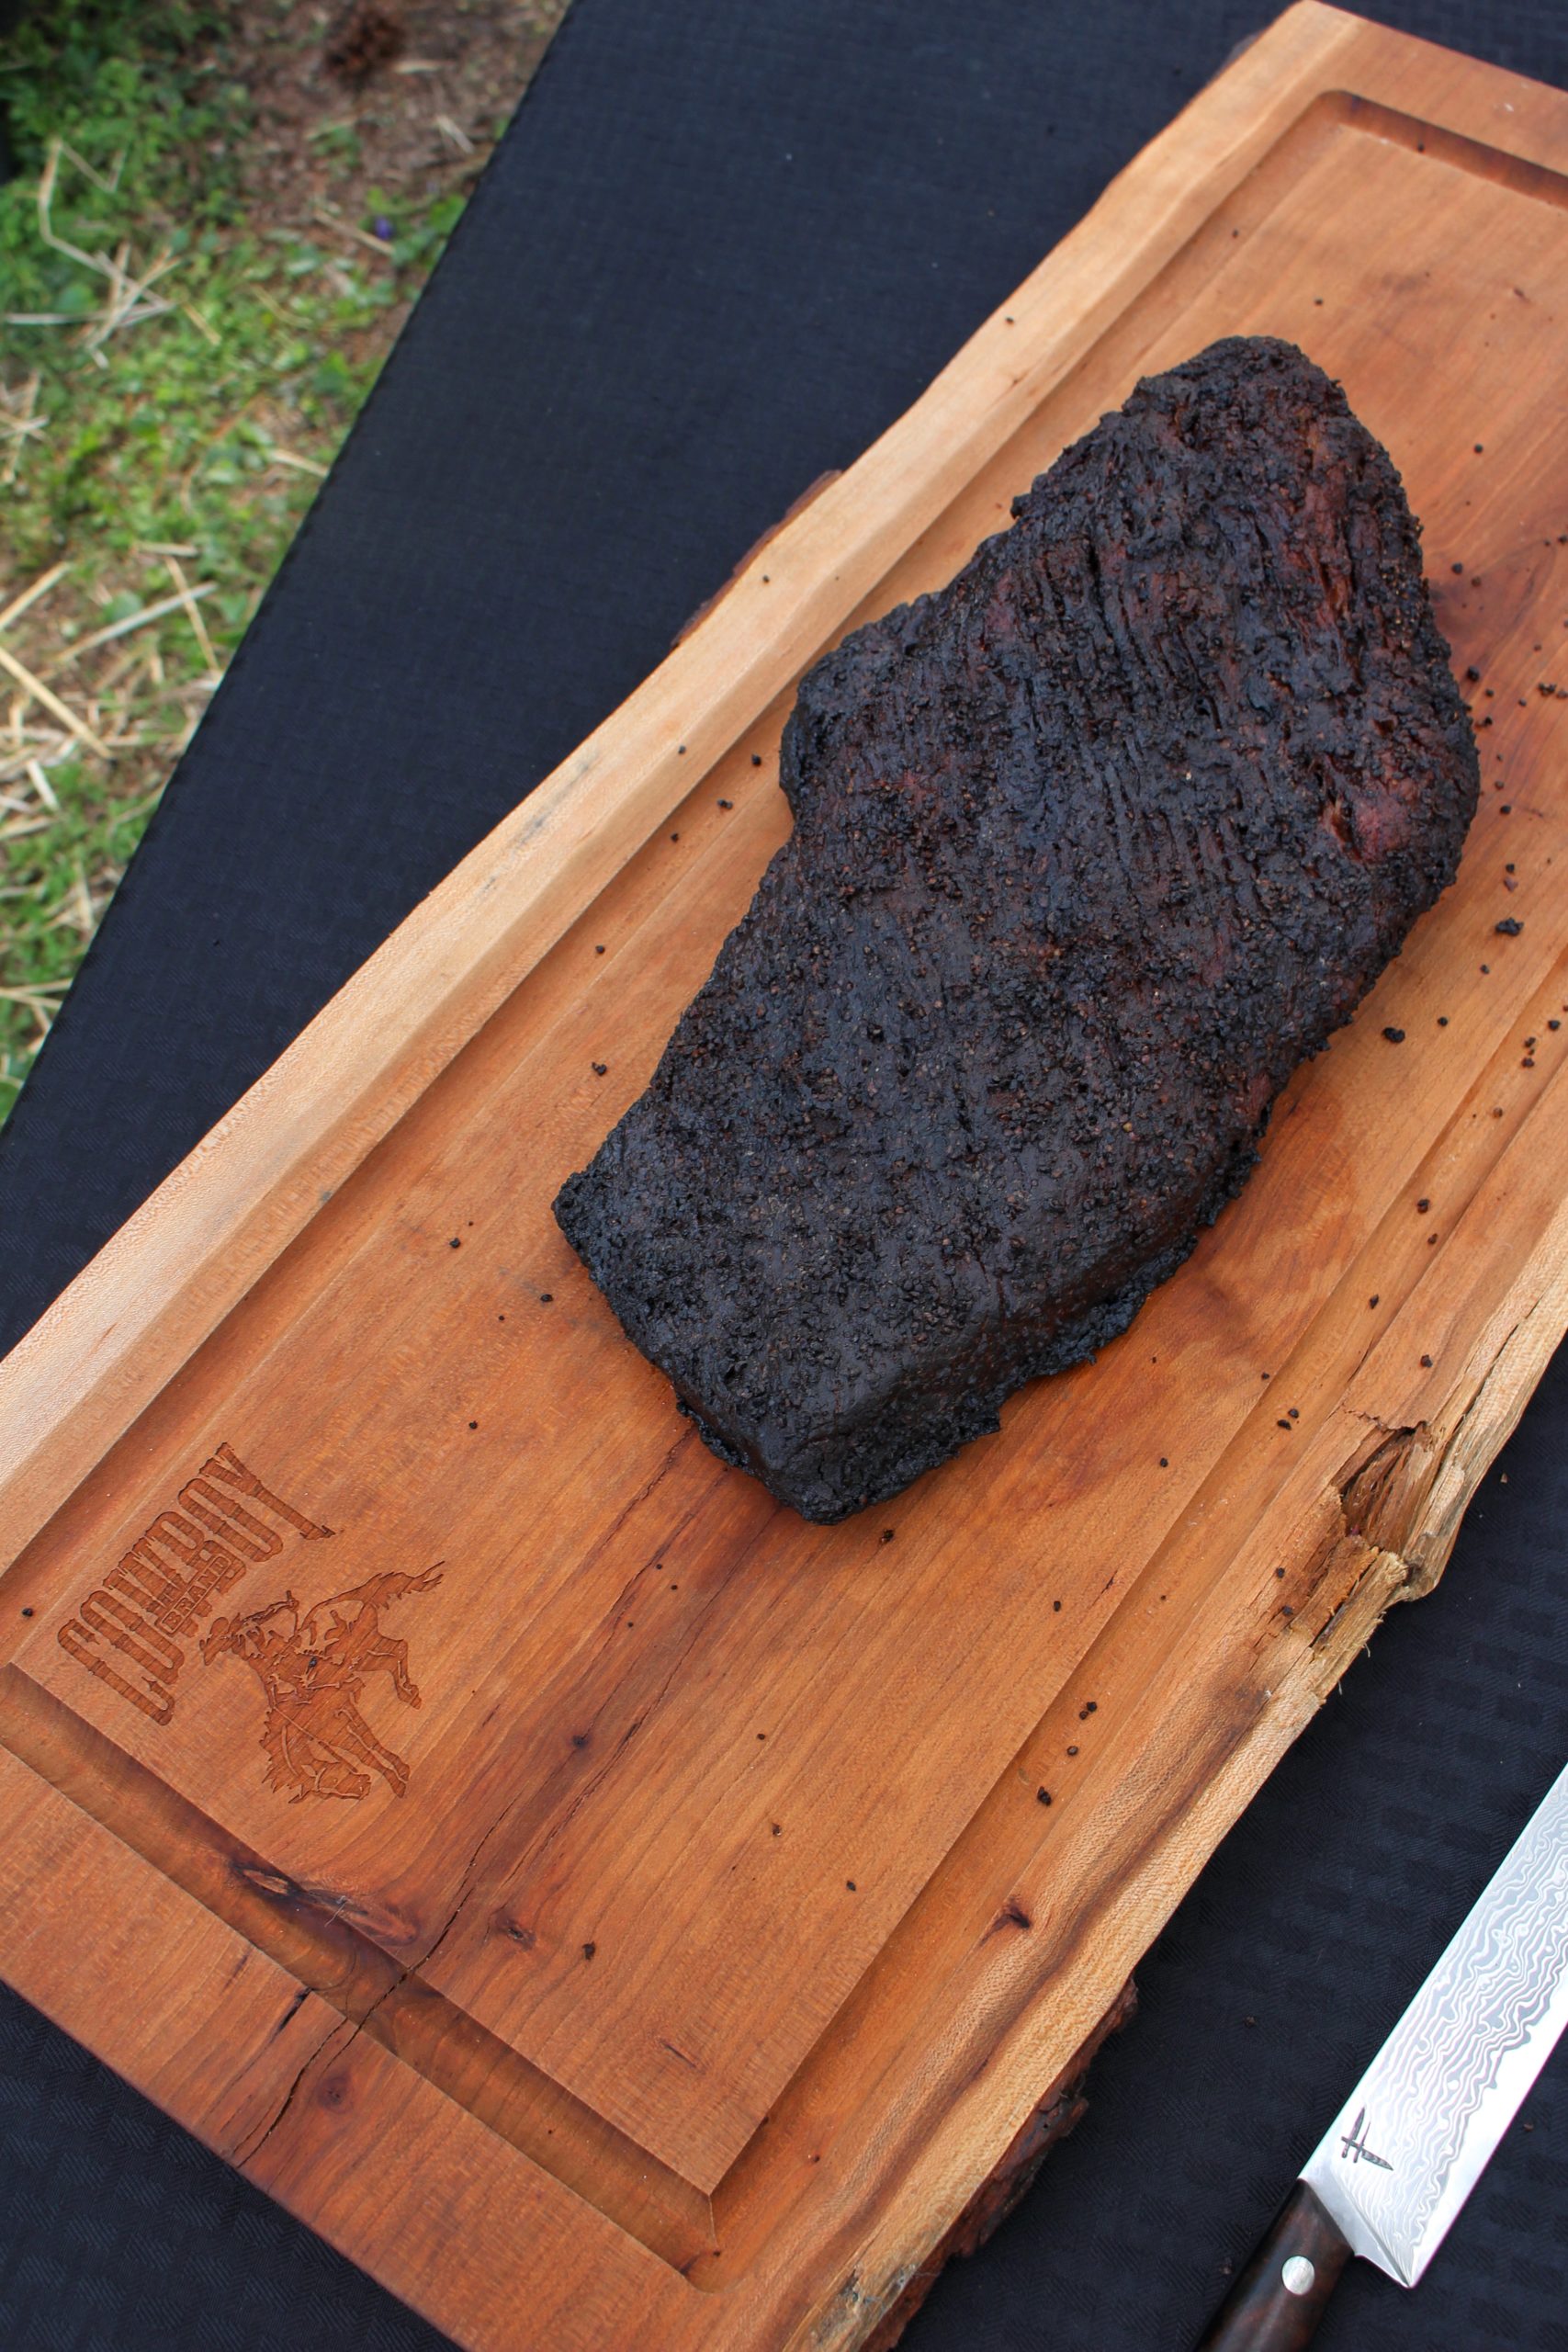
[6,9,1568,2346]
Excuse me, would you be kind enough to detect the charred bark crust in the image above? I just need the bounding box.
[556,336,1479,1522]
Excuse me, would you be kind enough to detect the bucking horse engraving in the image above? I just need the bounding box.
[201,1564,445,1803]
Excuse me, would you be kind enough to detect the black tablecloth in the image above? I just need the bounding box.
[4,4,1567,2345]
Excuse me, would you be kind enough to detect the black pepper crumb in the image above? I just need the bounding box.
[1416,1198,1430,1213]
[1369,1295,1380,1308]
[1036,1787,1053,1805]
[846,1880,857,1892]
[1495,917,1523,935]
[468,1419,478,1430]
[1551,1020,1562,1031]
[1052,1598,1062,1612]
[582,1941,596,1961]
[1466,665,1481,681]
[20,1606,32,1618]
[1288,1407,1299,1419]
[670,831,680,842]
[772,1823,782,1836]
[1066,1745,1078,1757]
[1438,1016,1449,1026]
[750,753,762,767]
[592,1061,607,1075]
[1281,1604,1294,1617]
[880,1528,896,1543]
[595,943,605,954]
[1278,1418,1293,1431]
[717,797,733,809]
[1382,1025,1405,1043]
[1159,1456,1168,1467]
[1420,1354,1433,1368]
[448,1237,461,1250]
[677,744,686,755]
[1274,1567,1285,1579]
[1451,561,1464,574]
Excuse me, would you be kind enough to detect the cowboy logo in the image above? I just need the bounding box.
[201,1564,444,1804]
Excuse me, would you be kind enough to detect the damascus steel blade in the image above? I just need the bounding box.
[1302,1755,1568,2287]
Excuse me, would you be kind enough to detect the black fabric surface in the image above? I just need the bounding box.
[3,1,1567,2345]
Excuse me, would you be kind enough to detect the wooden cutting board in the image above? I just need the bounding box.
[6,8,1568,2345]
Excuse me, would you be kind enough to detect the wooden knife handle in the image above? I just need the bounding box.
[1195,2181,1353,2350]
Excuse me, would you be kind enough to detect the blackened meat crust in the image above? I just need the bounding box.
[555,337,1479,1523]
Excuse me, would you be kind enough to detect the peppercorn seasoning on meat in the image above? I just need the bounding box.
[555,337,1479,1522]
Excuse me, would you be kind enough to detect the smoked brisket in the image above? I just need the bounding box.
[555,337,1478,1522]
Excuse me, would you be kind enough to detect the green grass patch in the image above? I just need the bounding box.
[0,0,509,1118]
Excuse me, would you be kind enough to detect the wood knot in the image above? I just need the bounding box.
[237,1864,297,1901]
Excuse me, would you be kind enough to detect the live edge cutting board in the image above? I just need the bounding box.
[5,9,1568,2346]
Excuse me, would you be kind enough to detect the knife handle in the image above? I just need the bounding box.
[1195,2181,1352,2350]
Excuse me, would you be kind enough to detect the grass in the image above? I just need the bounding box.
[0,0,559,1120]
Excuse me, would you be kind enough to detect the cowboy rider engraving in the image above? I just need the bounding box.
[201,1564,444,1803]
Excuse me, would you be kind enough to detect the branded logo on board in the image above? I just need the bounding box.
[55,1442,442,1805]
[201,1565,444,1804]
[57,1442,334,1725]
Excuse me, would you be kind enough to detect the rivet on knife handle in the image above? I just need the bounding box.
[1196,2182,1351,2349]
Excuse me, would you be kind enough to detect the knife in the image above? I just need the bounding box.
[1196,1752,1568,2348]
